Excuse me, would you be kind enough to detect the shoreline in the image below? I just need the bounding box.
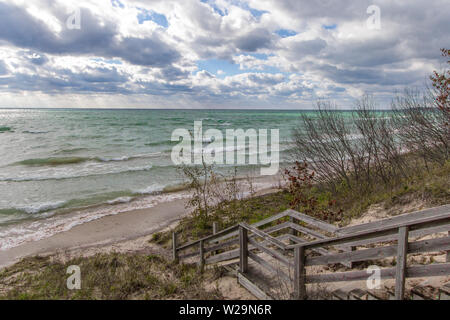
[0,174,282,269]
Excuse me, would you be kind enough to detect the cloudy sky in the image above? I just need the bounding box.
[0,0,448,109]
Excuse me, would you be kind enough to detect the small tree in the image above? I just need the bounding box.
[284,161,342,223]
[430,48,450,118]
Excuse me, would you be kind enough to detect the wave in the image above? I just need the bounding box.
[145,140,178,147]
[11,153,162,167]
[15,157,91,166]
[53,147,90,155]
[0,200,67,216]
[0,126,12,133]
[0,184,175,225]
[107,197,134,205]
[22,130,49,134]
[0,165,154,182]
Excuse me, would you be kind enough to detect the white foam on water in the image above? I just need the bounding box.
[0,191,191,251]
[0,179,277,251]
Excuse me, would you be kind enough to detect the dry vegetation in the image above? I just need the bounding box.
[0,253,224,300]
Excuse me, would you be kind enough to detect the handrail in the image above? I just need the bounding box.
[176,224,239,252]
[286,213,450,250]
[239,222,288,250]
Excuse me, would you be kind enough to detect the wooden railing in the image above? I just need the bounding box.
[288,212,450,300]
[173,205,450,300]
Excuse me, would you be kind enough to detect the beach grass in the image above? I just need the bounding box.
[153,159,450,248]
[0,253,223,300]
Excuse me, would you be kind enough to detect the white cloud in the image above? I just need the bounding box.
[0,0,448,108]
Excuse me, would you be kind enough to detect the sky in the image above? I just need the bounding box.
[0,0,448,109]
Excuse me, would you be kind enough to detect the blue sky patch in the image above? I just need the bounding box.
[323,24,337,30]
[197,57,284,78]
[201,0,227,16]
[91,58,123,65]
[197,59,240,77]
[247,53,270,60]
[275,29,297,38]
[111,0,124,9]
[137,8,169,27]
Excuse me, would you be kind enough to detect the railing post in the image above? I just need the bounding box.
[212,222,219,255]
[172,232,178,262]
[447,231,450,263]
[198,240,205,271]
[289,216,297,236]
[395,226,409,300]
[289,217,297,244]
[293,246,306,300]
[239,225,248,273]
[345,246,356,269]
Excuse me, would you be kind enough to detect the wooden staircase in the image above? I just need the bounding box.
[173,204,450,300]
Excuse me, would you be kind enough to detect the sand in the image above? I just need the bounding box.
[0,174,283,270]
[0,198,189,269]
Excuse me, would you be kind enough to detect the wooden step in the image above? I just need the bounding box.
[438,282,450,300]
[410,285,440,300]
[349,288,370,300]
[331,288,349,300]
[237,272,273,300]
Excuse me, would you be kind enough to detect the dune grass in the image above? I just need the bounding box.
[152,159,450,248]
[0,253,223,300]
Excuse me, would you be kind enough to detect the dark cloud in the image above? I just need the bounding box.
[234,28,274,52]
[0,2,180,67]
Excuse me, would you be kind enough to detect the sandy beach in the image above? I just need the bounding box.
[0,197,189,269]
[0,174,281,269]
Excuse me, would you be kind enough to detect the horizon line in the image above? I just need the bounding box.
[0,107,394,111]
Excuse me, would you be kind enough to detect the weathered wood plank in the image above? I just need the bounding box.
[178,251,200,260]
[395,227,409,300]
[307,236,450,266]
[305,263,450,284]
[338,224,450,248]
[293,246,306,300]
[248,251,291,283]
[289,216,297,238]
[204,238,239,253]
[283,234,351,268]
[248,238,292,268]
[211,212,289,243]
[237,272,272,300]
[205,237,288,265]
[262,222,291,235]
[177,225,239,251]
[206,249,239,264]
[287,214,450,250]
[199,240,205,271]
[239,226,248,273]
[241,223,287,250]
[204,223,290,255]
[172,232,178,262]
[447,231,450,263]
[287,222,328,240]
[286,209,338,233]
[338,204,450,235]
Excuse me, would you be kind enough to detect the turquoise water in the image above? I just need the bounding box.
[0,108,321,249]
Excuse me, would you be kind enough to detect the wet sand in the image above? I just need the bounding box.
[0,198,189,269]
